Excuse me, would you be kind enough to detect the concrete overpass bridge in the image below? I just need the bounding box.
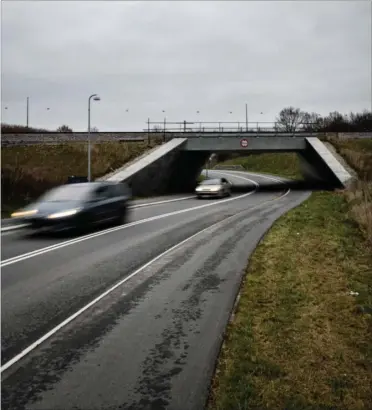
[104,135,352,196]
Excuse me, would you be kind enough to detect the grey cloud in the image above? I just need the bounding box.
[1,1,371,131]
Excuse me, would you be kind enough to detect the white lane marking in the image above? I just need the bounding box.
[1,224,29,232]
[128,195,195,209]
[209,170,261,185]
[1,178,258,268]
[1,230,25,237]
[213,169,287,183]
[0,188,290,373]
[0,196,197,233]
[0,172,260,234]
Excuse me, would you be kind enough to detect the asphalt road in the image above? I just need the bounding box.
[1,170,310,410]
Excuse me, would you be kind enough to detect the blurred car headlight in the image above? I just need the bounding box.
[195,187,203,192]
[210,186,221,192]
[47,208,81,219]
[11,209,38,218]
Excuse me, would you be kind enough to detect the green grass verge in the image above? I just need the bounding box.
[215,153,304,180]
[209,191,372,410]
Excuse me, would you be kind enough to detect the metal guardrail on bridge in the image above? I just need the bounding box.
[146,120,318,133]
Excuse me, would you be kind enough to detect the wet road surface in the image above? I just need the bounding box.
[1,171,310,410]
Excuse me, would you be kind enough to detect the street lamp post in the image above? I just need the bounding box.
[26,97,29,128]
[88,94,101,182]
[3,106,8,123]
[196,111,201,131]
[162,110,166,142]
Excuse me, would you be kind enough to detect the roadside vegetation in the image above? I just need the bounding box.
[325,137,372,246]
[1,140,161,217]
[215,153,303,180]
[209,136,372,410]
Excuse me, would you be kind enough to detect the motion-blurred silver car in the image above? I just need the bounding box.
[10,181,131,233]
[195,177,232,199]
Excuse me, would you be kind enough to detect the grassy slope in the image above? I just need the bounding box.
[209,140,372,410]
[326,138,372,246]
[218,153,303,180]
[327,138,372,180]
[1,140,160,216]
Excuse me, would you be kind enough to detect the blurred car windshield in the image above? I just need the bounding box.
[39,184,94,202]
[200,179,221,185]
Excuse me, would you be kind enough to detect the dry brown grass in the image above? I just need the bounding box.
[324,137,372,247]
[209,192,372,410]
[345,180,372,248]
[1,139,161,216]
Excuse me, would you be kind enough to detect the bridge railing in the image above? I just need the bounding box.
[147,121,318,133]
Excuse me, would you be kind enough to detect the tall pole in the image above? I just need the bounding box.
[147,117,150,146]
[197,111,201,132]
[245,103,248,132]
[88,97,92,182]
[87,93,100,182]
[26,97,29,128]
[163,117,166,142]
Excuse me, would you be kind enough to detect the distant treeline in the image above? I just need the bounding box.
[276,107,372,132]
[1,124,74,134]
[2,107,372,134]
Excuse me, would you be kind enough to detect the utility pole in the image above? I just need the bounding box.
[26,97,29,128]
[245,103,248,132]
[163,117,166,142]
[87,94,101,182]
[147,118,150,146]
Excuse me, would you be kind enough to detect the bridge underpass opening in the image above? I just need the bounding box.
[209,152,336,193]
[179,136,350,193]
[106,136,351,197]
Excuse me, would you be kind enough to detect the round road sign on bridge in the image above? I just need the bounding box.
[240,138,248,148]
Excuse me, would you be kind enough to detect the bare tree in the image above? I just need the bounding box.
[57,124,73,132]
[276,107,305,132]
[90,126,99,132]
[301,112,323,131]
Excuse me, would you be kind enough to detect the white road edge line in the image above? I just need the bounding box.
[211,169,286,183]
[127,195,195,209]
[0,196,196,233]
[1,174,259,267]
[1,224,29,232]
[0,187,290,374]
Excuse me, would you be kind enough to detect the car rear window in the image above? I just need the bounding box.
[201,179,221,185]
[40,184,94,201]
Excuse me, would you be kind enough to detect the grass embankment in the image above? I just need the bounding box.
[1,140,161,217]
[209,140,372,410]
[325,137,372,246]
[216,153,303,180]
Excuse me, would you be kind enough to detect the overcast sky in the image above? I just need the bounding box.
[1,0,371,131]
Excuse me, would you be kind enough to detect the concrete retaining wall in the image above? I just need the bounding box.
[105,138,195,197]
[297,138,352,188]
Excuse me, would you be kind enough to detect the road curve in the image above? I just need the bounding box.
[1,171,310,410]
